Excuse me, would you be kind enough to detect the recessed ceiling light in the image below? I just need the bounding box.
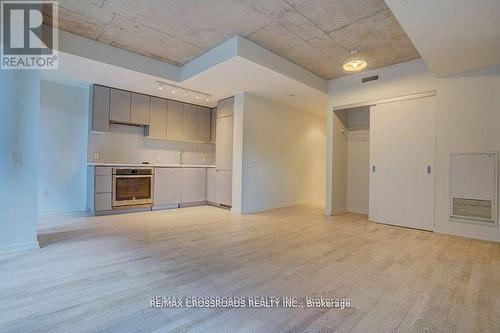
[171,88,176,93]
[206,97,210,102]
[343,50,367,72]
[195,94,200,100]
[184,90,188,96]
[157,82,163,90]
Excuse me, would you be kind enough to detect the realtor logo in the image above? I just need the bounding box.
[1,0,58,69]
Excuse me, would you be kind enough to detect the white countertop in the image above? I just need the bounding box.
[88,162,215,168]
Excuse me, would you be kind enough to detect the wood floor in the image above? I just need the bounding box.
[1,203,499,333]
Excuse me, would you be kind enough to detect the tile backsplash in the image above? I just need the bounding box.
[88,124,215,165]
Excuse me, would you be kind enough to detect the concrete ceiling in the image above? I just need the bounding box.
[385,0,500,77]
[44,0,420,80]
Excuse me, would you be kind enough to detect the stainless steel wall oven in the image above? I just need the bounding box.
[112,168,154,208]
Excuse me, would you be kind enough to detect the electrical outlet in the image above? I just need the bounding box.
[155,153,161,162]
[93,152,100,160]
[42,191,48,199]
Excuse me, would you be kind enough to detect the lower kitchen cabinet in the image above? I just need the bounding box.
[181,168,206,203]
[87,166,113,213]
[216,170,232,207]
[95,193,112,211]
[206,168,216,203]
[154,168,182,207]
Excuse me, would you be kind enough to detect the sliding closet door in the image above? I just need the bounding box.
[369,96,436,231]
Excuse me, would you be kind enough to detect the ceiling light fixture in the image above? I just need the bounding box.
[343,50,367,72]
[155,81,212,103]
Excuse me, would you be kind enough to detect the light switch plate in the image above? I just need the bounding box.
[155,153,161,161]
[10,152,23,168]
[94,152,100,160]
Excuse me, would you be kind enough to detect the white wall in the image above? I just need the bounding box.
[38,81,89,215]
[347,130,370,214]
[236,93,326,213]
[0,70,40,253]
[328,59,500,242]
[331,110,348,214]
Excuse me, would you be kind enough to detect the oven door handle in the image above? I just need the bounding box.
[113,175,154,178]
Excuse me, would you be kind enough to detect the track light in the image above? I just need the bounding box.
[155,81,211,103]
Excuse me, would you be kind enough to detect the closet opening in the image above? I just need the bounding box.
[333,106,370,215]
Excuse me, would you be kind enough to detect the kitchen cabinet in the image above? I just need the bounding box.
[181,168,206,203]
[95,175,112,193]
[167,100,183,140]
[210,108,217,143]
[196,106,211,142]
[147,97,167,138]
[87,166,112,213]
[216,115,234,171]
[217,97,234,118]
[182,104,198,141]
[109,88,131,124]
[154,168,182,206]
[216,170,232,207]
[95,193,112,211]
[131,93,150,126]
[206,168,216,203]
[91,85,110,132]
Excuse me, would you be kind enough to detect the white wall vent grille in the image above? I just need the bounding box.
[450,153,497,224]
[452,198,492,220]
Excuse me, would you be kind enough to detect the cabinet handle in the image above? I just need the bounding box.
[427,166,432,174]
[372,165,376,173]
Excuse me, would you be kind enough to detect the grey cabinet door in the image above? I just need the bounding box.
[154,168,182,206]
[196,106,211,142]
[131,93,150,125]
[167,100,183,140]
[181,168,206,203]
[216,115,233,171]
[148,97,167,138]
[216,170,232,206]
[182,104,198,141]
[216,97,234,118]
[91,85,110,132]
[95,193,112,211]
[109,89,131,123]
[206,168,216,203]
[210,108,217,143]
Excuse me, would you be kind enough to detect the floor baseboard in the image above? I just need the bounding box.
[0,241,40,255]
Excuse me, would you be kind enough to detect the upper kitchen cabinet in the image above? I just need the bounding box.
[109,88,131,124]
[210,108,217,143]
[130,93,150,126]
[146,97,167,138]
[90,85,110,132]
[182,103,198,141]
[217,97,234,118]
[196,107,211,142]
[167,100,183,140]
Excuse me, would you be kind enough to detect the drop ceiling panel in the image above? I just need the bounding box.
[385,0,500,76]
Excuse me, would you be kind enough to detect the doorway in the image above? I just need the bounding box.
[331,94,437,231]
